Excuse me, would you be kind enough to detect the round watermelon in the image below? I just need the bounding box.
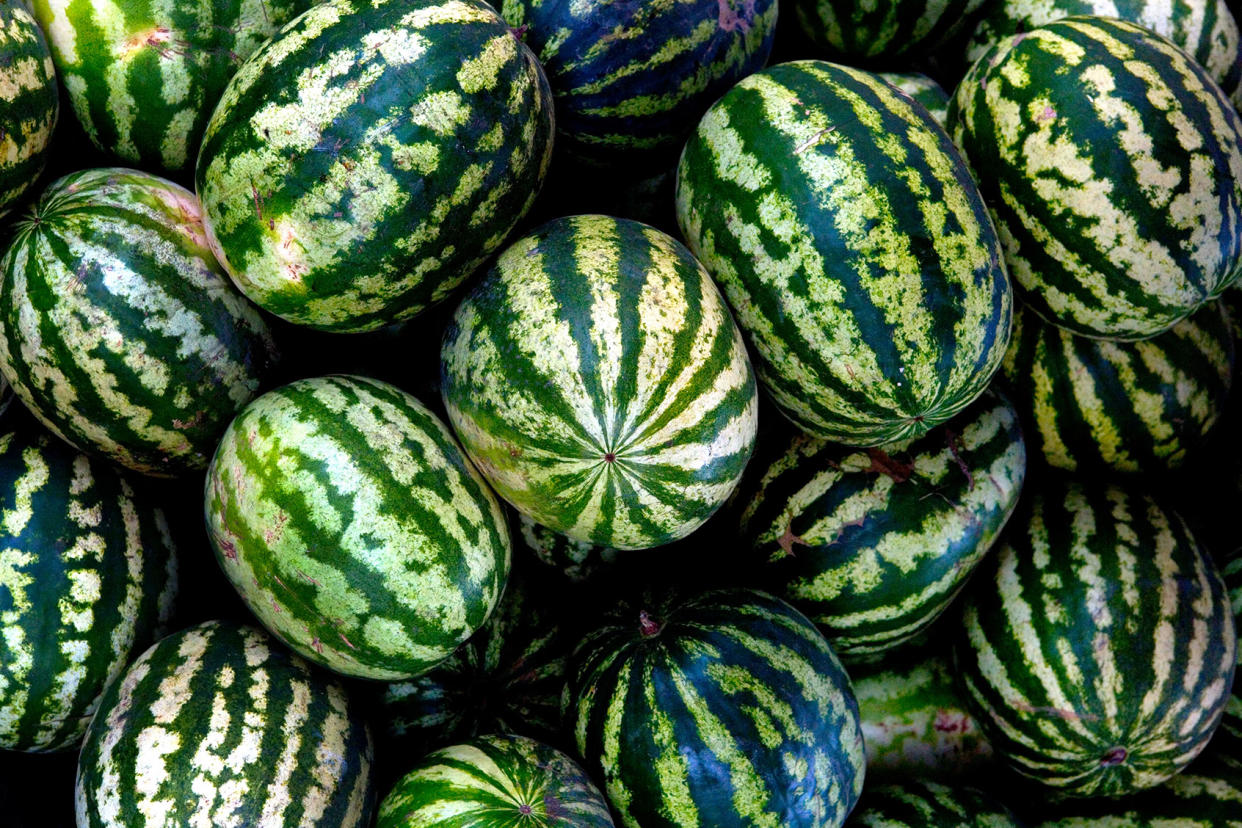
[0,0,57,216]
[196,0,556,333]
[442,214,759,550]
[205,374,511,681]
[676,60,1012,446]
[0,167,279,477]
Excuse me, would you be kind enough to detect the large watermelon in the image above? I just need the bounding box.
[499,0,776,174]
[950,16,1242,340]
[32,0,311,173]
[0,168,279,477]
[205,374,511,681]
[75,620,375,827]
[442,214,759,550]
[196,0,556,333]
[737,389,1026,657]
[1001,302,1234,473]
[955,480,1236,796]
[789,0,986,62]
[566,587,866,828]
[676,60,1012,446]
[846,780,1020,826]
[0,419,177,752]
[0,0,57,216]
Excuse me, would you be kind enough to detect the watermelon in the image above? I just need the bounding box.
[0,419,177,752]
[1218,547,1242,768]
[949,16,1242,340]
[499,0,777,173]
[205,374,512,681]
[32,0,311,173]
[196,0,556,333]
[0,167,279,477]
[566,587,866,828]
[515,511,619,583]
[846,780,1020,826]
[441,214,759,550]
[75,620,375,827]
[0,0,57,216]
[676,60,1012,446]
[789,0,986,61]
[1002,302,1234,473]
[879,72,950,126]
[955,479,1236,796]
[377,733,613,828]
[736,389,1026,658]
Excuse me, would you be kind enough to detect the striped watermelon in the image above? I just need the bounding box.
[0,419,177,752]
[205,374,512,681]
[441,214,759,550]
[949,16,1242,340]
[736,389,1026,657]
[515,511,619,583]
[196,0,556,333]
[75,620,375,827]
[377,733,613,827]
[566,587,866,828]
[0,0,57,216]
[499,0,777,173]
[0,168,279,477]
[1218,548,1242,768]
[955,479,1236,796]
[789,0,986,61]
[879,72,950,126]
[847,780,1020,826]
[1002,302,1234,473]
[32,0,311,173]
[676,60,1012,446]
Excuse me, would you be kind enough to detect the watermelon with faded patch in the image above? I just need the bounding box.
[677,60,1012,446]
[196,0,556,333]
[205,374,511,681]
[0,0,57,216]
[879,72,950,126]
[0,167,279,477]
[847,780,1021,826]
[790,0,986,61]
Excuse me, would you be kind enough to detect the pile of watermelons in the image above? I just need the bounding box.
[1,0,1241,824]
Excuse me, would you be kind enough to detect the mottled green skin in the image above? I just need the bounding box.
[379,733,613,827]
[500,0,777,173]
[956,480,1237,796]
[0,1,57,215]
[0,422,177,752]
[950,16,1242,340]
[847,780,1021,826]
[1218,548,1242,769]
[75,621,375,828]
[791,0,986,60]
[33,0,311,173]
[516,511,619,583]
[1002,302,1234,473]
[677,60,1012,446]
[879,72,950,126]
[567,587,866,828]
[0,168,279,477]
[206,375,512,681]
[197,0,556,333]
[442,215,758,550]
[737,390,1026,657]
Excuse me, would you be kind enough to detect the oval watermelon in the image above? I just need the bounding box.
[0,0,57,216]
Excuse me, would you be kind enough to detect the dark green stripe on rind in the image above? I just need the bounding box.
[1002,301,1234,473]
[568,587,866,828]
[790,0,987,60]
[1218,548,1242,770]
[950,16,1242,340]
[879,72,950,126]
[737,389,1026,657]
[0,1,57,215]
[206,374,512,681]
[442,214,758,550]
[955,480,1237,796]
[196,0,556,333]
[847,780,1021,826]
[676,60,1012,446]
[0,167,279,477]
[75,620,375,827]
[0,421,177,752]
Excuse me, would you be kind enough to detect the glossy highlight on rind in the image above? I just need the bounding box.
[0,0,57,215]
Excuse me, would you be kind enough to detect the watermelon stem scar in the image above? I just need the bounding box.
[1100,747,1127,767]
[638,611,662,637]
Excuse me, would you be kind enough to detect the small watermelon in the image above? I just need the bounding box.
[0,0,57,216]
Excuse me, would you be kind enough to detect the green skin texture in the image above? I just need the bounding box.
[791,0,986,60]
[378,733,614,827]
[878,72,949,127]
[950,16,1242,340]
[567,587,866,828]
[847,780,1021,826]
[676,60,1013,446]
[0,0,57,215]
[196,0,556,333]
[1002,301,1234,474]
[1217,550,1241,770]
[955,480,1237,797]
[75,620,375,828]
[737,389,1026,658]
[442,215,759,550]
[205,375,512,681]
[0,167,279,477]
[33,0,312,173]
[0,422,177,753]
